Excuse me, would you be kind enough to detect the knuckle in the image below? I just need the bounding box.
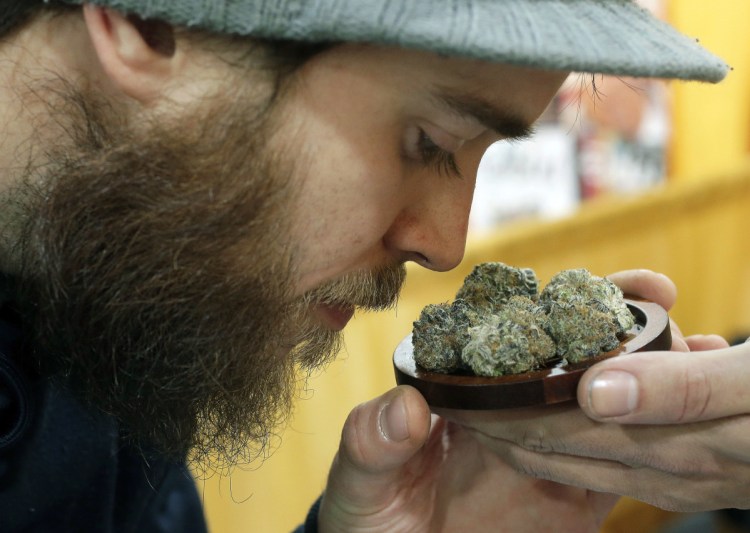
[676,364,712,422]
[519,425,558,454]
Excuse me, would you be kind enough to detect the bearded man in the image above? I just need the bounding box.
[0,1,728,532]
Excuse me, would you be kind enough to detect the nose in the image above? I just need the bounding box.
[382,181,474,272]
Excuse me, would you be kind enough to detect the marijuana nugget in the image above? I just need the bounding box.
[545,301,620,363]
[540,268,635,335]
[461,296,555,376]
[456,262,539,314]
[412,264,637,376]
[412,299,477,373]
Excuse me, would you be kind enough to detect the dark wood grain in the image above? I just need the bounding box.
[393,298,671,409]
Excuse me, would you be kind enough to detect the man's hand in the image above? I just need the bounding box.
[577,271,731,422]
[317,385,617,532]
[440,269,750,512]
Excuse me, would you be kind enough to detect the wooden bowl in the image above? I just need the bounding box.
[393,298,670,409]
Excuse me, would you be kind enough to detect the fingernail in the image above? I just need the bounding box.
[380,394,410,442]
[588,370,639,418]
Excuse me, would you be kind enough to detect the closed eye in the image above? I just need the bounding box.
[416,128,462,179]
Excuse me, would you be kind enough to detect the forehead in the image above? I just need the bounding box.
[301,43,569,126]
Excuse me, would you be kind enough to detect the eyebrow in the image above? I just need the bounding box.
[429,89,536,141]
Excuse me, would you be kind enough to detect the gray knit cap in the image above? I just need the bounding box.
[63,0,729,82]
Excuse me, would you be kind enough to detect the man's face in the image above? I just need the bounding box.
[10,40,565,465]
[284,45,568,318]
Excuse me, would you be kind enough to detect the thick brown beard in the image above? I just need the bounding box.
[6,79,407,469]
[10,84,303,467]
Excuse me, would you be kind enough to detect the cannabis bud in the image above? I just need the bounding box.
[455,262,538,314]
[412,263,636,376]
[539,269,635,335]
[545,301,620,362]
[412,299,478,373]
[462,296,556,376]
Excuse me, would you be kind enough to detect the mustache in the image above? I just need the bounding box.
[301,264,407,311]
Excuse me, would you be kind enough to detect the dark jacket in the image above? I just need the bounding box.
[0,278,320,532]
[0,281,207,532]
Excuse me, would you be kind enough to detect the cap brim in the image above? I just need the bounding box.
[76,0,729,82]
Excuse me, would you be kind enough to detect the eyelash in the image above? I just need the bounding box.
[416,129,463,179]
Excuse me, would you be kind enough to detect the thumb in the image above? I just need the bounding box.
[578,343,750,423]
[321,385,431,523]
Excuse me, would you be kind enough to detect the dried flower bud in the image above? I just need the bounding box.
[461,297,555,376]
[412,300,478,373]
[412,264,636,376]
[504,295,551,330]
[545,301,620,363]
[448,298,482,347]
[456,262,538,314]
[540,269,635,335]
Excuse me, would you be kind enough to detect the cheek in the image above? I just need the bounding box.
[288,139,405,293]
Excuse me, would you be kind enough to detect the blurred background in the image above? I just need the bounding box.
[196,1,750,531]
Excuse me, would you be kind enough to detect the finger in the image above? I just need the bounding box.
[671,328,690,352]
[668,319,690,352]
[467,432,717,512]
[606,270,677,311]
[323,386,432,513]
[470,431,637,497]
[579,343,750,423]
[441,402,719,473]
[684,334,730,351]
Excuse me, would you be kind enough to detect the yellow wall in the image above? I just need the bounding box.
[669,0,750,181]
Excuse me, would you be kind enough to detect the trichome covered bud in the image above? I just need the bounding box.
[411,263,637,376]
[461,296,555,376]
[540,268,635,335]
[412,299,477,373]
[545,301,620,363]
[456,262,539,314]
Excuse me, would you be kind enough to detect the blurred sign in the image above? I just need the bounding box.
[469,124,579,233]
[469,0,668,234]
